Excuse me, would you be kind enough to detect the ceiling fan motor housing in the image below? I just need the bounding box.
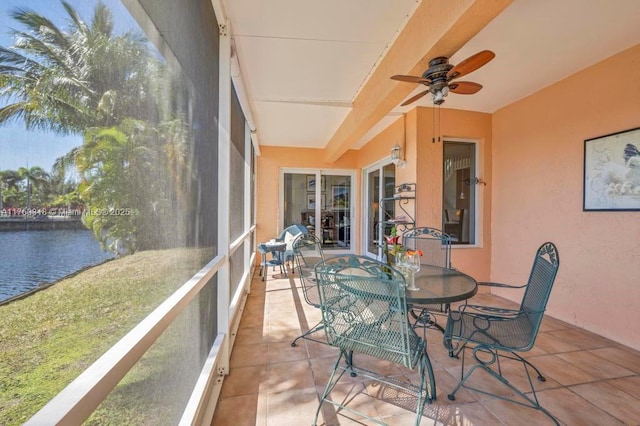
[422,56,453,95]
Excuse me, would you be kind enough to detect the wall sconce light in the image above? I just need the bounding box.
[391,143,405,167]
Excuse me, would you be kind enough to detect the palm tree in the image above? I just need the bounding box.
[0,2,191,252]
[0,1,160,134]
[0,169,23,210]
[17,166,50,212]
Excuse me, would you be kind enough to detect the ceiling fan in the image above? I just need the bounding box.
[391,50,495,106]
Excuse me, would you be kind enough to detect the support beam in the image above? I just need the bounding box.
[323,0,513,162]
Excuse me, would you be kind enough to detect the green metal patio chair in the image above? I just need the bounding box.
[402,227,453,332]
[313,255,435,426]
[290,233,326,347]
[444,242,560,424]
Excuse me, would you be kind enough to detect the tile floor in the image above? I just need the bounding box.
[212,267,640,425]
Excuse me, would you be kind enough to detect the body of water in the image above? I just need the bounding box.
[0,230,114,302]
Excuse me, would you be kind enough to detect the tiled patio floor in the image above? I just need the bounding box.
[212,267,640,425]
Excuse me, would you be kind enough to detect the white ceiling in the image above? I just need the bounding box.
[223,0,640,150]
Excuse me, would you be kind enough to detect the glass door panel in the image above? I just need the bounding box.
[283,171,352,252]
[322,174,351,252]
[364,162,395,258]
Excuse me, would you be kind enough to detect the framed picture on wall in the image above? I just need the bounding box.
[306,175,326,192]
[583,126,640,211]
[307,193,325,210]
[331,186,349,209]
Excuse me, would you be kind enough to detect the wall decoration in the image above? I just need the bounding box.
[307,193,325,210]
[331,186,349,209]
[306,175,326,192]
[584,127,640,211]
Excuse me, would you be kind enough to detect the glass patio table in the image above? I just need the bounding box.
[405,265,477,305]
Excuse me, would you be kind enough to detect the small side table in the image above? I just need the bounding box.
[257,241,287,281]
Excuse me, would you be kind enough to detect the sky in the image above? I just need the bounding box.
[0,0,145,172]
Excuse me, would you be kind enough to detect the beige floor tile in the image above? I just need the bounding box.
[212,393,266,426]
[608,375,640,399]
[305,339,337,358]
[534,331,583,354]
[555,350,635,381]
[311,355,367,387]
[234,323,270,346]
[221,364,268,398]
[267,322,305,343]
[265,359,315,393]
[527,354,595,386]
[536,387,625,425]
[230,342,269,368]
[589,346,640,373]
[432,368,478,404]
[266,387,321,426]
[429,401,502,425]
[547,328,614,350]
[479,397,556,425]
[317,382,381,424]
[268,340,309,364]
[238,309,267,329]
[570,380,640,425]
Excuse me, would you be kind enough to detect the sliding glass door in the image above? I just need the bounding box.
[363,162,395,258]
[282,169,354,252]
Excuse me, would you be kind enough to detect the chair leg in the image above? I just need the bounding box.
[447,346,559,425]
[290,321,325,347]
[313,351,349,426]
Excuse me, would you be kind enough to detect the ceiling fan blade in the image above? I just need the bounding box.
[401,89,430,106]
[447,50,495,80]
[449,81,483,94]
[391,75,431,84]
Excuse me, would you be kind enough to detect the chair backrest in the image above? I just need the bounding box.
[402,227,452,268]
[292,233,324,307]
[519,242,560,330]
[314,255,424,369]
[277,224,309,261]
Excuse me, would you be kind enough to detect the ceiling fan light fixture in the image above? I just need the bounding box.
[432,89,447,105]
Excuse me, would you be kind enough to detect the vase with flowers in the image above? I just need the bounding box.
[384,226,423,289]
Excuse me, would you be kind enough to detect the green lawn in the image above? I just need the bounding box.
[0,248,213,425]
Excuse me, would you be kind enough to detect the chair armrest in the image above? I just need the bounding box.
[477,281,527,289]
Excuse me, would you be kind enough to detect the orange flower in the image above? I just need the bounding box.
[406,249,423,256]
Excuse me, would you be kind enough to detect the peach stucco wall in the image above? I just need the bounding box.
[491,44,640,350]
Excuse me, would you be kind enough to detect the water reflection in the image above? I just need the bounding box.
[0,230,113,302]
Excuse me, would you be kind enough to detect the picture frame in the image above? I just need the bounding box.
[331,185,349,209]
[306,175,326,192]
[583,126,640,211]
[307,193,325,210]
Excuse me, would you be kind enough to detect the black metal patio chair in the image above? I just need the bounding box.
[444,242,560,424]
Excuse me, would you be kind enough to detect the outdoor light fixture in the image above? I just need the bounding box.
[391,143,405,167]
